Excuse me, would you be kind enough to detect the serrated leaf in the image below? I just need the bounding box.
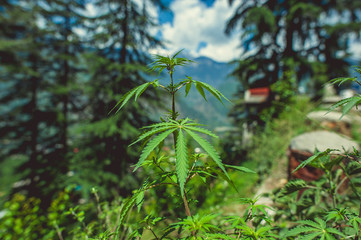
[350,177,361,187]
[205,233,233,240]
[110,87,138,114]
[197,80,231,104]
[185,82,192,97]
[185,129,229,179]
[349,216,361,232]
[136,190,145,213]
[196,170,216,178]
[284,226,318,237]
[256,226,273,235]
[172,49,184,58]
[180,118,191,125]
[176,129,189,197]
[129,123,176,147]
[116,194,138,235]
[341,96,361,117]
[134,82,151,101]
[297,219,322,228]
[326,227,345,237]
[329,77,357,86]
[327,97,354,113]
[195,82,207,101]
[110,82,153,114]
[298,232,322,240]
[224,164,256,173]
[141,121,174,129]
[151,79,160,87]
[183,125,219,138]
[278,179,307,197]
[292,149,332,174]
[314,218,326,228]
[134,129,176,171]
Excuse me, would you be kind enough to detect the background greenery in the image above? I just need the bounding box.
[1,0,361,239]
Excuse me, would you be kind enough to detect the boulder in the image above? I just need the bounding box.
[288,131,359,183]
[290,130,358,153]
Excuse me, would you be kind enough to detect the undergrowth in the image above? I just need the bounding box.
[1,54,361,239]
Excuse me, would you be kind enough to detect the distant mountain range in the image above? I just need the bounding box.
[171,56,241,129]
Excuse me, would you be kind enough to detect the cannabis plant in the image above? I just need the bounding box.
[277,66,361,239]
[110,50,253,238]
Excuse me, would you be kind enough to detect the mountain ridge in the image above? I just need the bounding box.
[172,55,240,129]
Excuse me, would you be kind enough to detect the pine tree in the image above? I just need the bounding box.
[68,0,165,198]
[226,0,361,125]
[1,1,47,200]
[0,0,87,205]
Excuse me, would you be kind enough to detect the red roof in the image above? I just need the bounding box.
[244,87,270,104]
[249,87,270,96]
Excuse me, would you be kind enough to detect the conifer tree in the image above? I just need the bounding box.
[69,0,165,198]
[0,0,87,204]
[226,0,361,125]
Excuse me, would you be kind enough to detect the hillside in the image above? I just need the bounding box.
[172,56,240,129]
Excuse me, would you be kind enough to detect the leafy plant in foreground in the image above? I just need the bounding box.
[284,218,345,239]
[277,66,361,239]
[110,50,254,238]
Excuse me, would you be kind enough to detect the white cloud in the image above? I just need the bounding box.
[152,0,243,62]
[85,3,97,17]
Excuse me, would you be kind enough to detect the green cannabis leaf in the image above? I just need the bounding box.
[277,179,308,197]
[176,129,188,196]
[109,81,154,114]
[131,118,230,196]
[292,149,335,174]
[181,76,231,104]
[148,49,194,75]
[284,218,345,239]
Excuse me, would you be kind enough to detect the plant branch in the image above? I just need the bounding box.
[148,226,159,240]
[186,158,199,183]
[153,158,177,184]
[327,171,337,208]
[53,221,64,240]
[182,191,192,217]
[169,70,192,219]
[144,182,178,191]
[158,84,168,91]
[174,81,190,93]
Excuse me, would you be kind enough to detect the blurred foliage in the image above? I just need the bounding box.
[226,0,361,126]
[1,0,361,239]
[0,0,165,206]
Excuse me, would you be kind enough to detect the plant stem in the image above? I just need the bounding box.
[53,221,64,240]
[358,202,361,239]
[170,72,176,121]
[326,171,337,208]
[170,72,177,148]
[182,191,192,216]
[148,226,159,240]
[169,71,192,218]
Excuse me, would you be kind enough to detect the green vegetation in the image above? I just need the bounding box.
[1,0,361,239]
[2,51,361,239]
[226,0,361,125]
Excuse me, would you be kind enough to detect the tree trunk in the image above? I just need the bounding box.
[61,8,70,157]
